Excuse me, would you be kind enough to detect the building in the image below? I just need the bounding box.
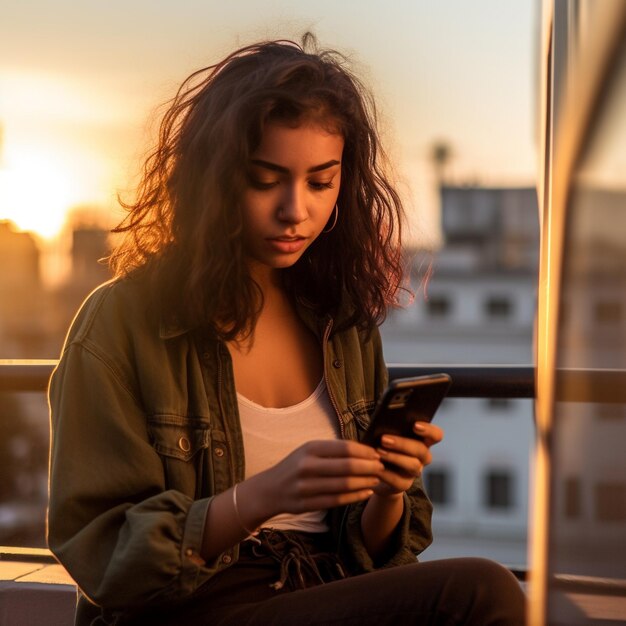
[0,221,48,358]
[48,224,113,356]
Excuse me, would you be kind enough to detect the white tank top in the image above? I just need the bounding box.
[237,378,339,532]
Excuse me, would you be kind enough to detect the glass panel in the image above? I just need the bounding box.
[548,23,626,621]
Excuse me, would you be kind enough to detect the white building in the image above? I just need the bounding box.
[380,185,539,566]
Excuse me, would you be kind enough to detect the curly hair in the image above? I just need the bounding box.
[110,34,407,340]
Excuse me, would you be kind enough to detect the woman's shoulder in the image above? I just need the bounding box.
[62,271,159,353]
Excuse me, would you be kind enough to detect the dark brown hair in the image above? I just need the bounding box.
[110,35,407,339]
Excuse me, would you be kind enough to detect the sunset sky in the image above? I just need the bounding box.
[0,0,537,246]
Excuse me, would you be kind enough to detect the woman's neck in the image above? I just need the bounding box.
[228,262,293,351]
[248,262,285,303]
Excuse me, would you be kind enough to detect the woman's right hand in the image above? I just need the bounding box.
[241,440,385,524]
[201,440,383,561]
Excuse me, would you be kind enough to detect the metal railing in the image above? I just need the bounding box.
[4,361,626,403]
[0,360,537,395]
[0,360,58,392]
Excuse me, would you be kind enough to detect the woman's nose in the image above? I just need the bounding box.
[279,185,308,223]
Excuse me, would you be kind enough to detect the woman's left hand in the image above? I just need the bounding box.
[372,421,444,497]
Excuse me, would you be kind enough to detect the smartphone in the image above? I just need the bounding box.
[362,374,452,447]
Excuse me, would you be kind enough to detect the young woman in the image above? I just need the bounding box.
[48,37,525,625]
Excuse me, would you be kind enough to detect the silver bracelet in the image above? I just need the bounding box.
[232,483,257,536]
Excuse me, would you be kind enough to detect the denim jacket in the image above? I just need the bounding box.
[48,273,433,622]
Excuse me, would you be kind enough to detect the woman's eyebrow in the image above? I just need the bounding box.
[250,159,341,174]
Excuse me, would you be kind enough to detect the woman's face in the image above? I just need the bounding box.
[241,121,344,274]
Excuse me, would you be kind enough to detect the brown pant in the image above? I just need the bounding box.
[132,531,526,626]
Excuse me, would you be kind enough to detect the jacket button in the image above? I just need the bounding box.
[178,436,191,452]
[214,446,225,457]
[332,359,342,368]
[221,554,232,564]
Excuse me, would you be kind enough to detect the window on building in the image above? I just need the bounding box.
[425,468,451,505]
[564,476,581,519]
[485,470,514,510]
[426,295,451,318]
[593,300,623,324]
[486,398,512,411]
[485,296,513,319]
[595,482,626,522]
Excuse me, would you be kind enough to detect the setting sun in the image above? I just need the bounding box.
[0,146,91,239]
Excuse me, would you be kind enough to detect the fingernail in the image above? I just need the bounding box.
[377,447,389,457]
[414,423,426,433]
[381,435,395,446]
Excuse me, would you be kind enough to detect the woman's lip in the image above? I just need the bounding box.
[266,237,307,253]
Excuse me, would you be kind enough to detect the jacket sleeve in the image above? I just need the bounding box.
[333,327,434,572]
[48,341,226,611]
[337,478,434,573]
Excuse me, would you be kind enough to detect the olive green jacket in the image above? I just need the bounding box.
[48,273,432,621]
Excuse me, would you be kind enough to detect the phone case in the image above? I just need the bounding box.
[362,374,452,446]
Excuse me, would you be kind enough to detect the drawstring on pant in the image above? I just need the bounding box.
[246,529,346,591]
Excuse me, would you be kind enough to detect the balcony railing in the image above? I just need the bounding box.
[4,360,626,403]
[1,360,536,394]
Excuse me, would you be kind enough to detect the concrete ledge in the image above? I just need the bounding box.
[0,561,75,626]
[1,557,625,624]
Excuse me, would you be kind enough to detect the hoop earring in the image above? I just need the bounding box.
[322,204,339,233]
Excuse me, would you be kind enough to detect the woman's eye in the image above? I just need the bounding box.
[249,178,278,190]
[309,180,335,191]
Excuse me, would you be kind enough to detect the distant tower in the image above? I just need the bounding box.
[430,140,453,188]
[0,221,40,289]
[0,220,46,356]
[71,226,111,286]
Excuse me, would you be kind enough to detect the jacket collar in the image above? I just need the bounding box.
[159,312,192,339]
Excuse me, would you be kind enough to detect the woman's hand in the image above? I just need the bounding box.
[203,440,382,561]
[244,439,385,523]
[372,421,444,497]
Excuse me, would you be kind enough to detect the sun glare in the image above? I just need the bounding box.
[0,147,86,239]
